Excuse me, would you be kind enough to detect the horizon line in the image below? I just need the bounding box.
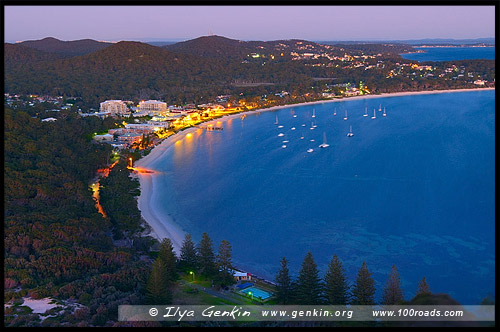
[6,35,496,44]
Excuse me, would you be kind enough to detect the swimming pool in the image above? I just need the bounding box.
[240,286,273,300]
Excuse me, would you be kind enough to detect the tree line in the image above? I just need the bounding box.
[145,233,236,304]
[274,252,431,305]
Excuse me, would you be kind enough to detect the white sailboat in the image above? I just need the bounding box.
[307,148,314,153]
[347,125,354,137]
[344,110,348,120]
[333,108,337,116]
[278,133,284,137]
[378,104,382,112]
[310,121,316,130]
[275,115,279,125]
[371,109,376,119]
[383,107,387,117]
[282,145,287,148]
[312,109,316,118]
[291,127,296,130]
[363,106,368,117]
[319,132,330,148]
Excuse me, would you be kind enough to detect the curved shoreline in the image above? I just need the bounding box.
[135,87,494,254]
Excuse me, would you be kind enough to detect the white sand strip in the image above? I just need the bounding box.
[136,172,185,254]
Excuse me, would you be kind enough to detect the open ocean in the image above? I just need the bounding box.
[146,90,495,305]
[401,46,495,62]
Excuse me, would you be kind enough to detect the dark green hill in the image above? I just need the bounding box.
[4,43,64,67]
[164,35,337,61]
[164,35,255,59]
[19,37,113,57]
[5,40,239,105]
[5,39,319,106]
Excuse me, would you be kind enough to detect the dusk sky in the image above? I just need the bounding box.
[4,5,495,43]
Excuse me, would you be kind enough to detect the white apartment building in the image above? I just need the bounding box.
[100,100,129,116]
[139,100,168,114]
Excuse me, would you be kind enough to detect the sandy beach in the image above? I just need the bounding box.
[135,87,494,252]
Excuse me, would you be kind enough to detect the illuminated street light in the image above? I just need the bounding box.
[189,271,195,282]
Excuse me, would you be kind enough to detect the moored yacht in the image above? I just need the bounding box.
[347,125,354,137]
[319,132,329,148]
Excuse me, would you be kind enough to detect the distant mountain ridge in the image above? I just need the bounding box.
[318,38,495,46]
[18,37,113,57]
[163,35,337,60]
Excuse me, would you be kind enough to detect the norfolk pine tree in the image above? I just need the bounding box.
[324,254,350,305]
[416,276,431,296]
[216,239,235,287]
[351,261,376,305]
[295,252,324,304]
[145,258,172,304]
[382,264,404,305]
[198,232,217,278]
[158,238,178,283]
[275,257,293,304]
[179,233,198,273]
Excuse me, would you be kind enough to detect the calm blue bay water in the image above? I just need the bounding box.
[147,90,495,305]
[401,47,495,62]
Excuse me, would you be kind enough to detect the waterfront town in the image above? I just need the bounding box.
[4,55,493,154]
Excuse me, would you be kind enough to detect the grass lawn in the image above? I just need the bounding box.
[172,284,233,305]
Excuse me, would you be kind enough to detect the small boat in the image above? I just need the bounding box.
[307,148,314,153]
[378,104,382,112]
[300,136,304,139]
[347,125,354,137]
[310,139,315,142]
[371,109,376,119]
[278,125,284,128]
[293,114,297,118]
[302,124,306,127]
[275,115,279,125]
[383,107,386,117]
[282,140,289,143]
[291,127,296,130]
[282,145,287,148]
[310,122,315,130]
[333,108,337,116]
[278,133,284,137]
[319,132,330,148]
[344,110,348,120]
[312,109,316,118]
[363,107,368,117]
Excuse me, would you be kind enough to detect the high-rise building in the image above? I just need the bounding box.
[139,100,168,115]
[99,100,129,116]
